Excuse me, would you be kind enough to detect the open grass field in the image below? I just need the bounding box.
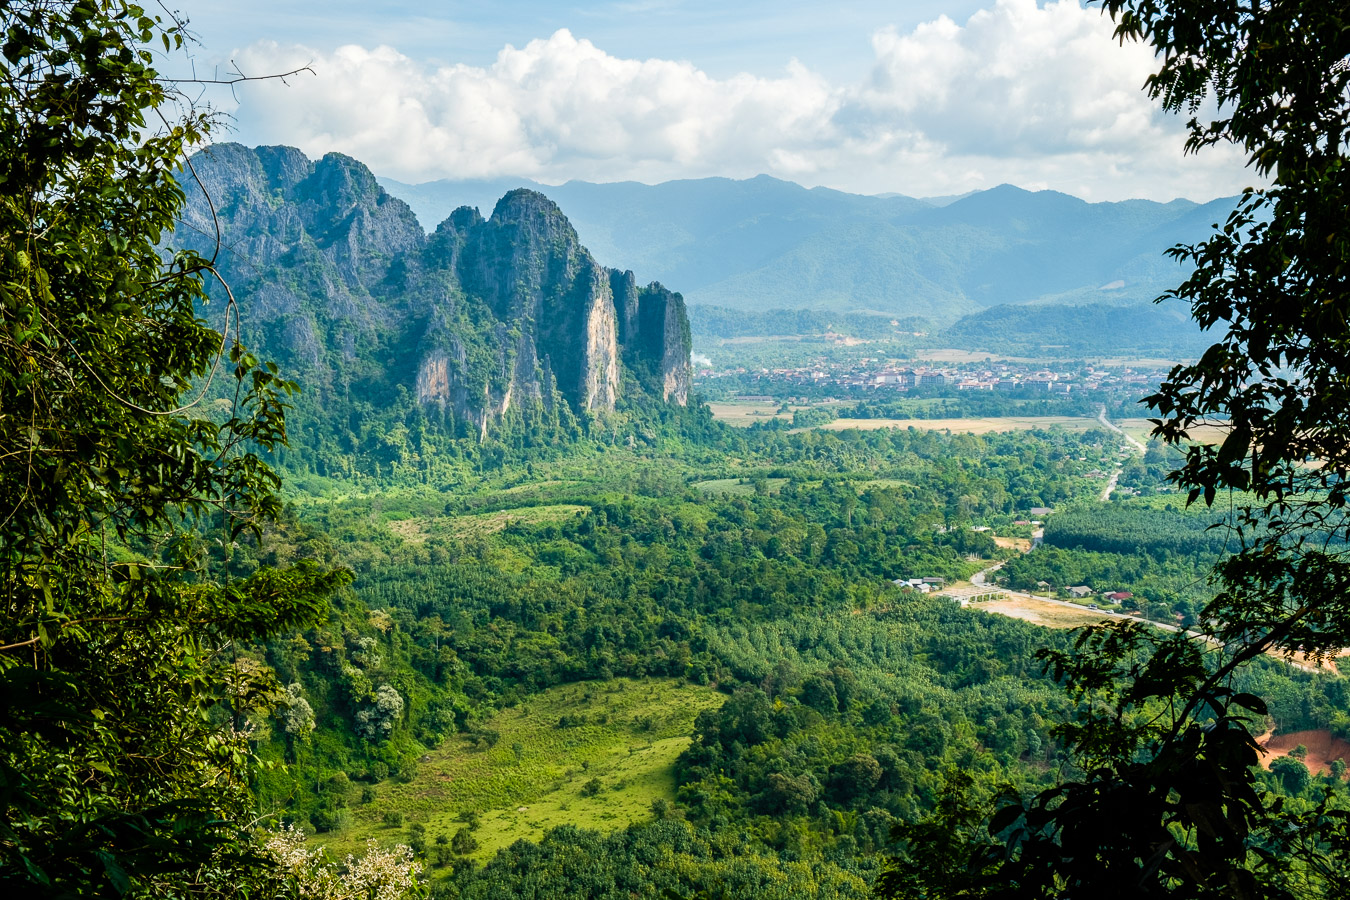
[706,400,797,425]
[387,504,589,542]
[317,678,723,861]
[716,334,809,344]
[1091,356,1193,368]
[858,478,912,491]
[804,415,1101,434]
[913,348,1043,364]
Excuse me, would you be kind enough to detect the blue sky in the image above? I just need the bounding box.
[168,1,1254,200]
[174,1,988,78]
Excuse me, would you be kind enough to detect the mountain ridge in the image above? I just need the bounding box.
[177,144,692,449]
[378,173,1234,326]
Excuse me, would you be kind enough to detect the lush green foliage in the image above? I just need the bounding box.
[997,502,1234,622]
[839,396,1100,422]
[884,3,1350,897]
[8,6,1348,899]
[219,412,1345,898]
[0,4,344,895]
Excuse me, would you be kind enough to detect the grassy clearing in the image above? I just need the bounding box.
[858,478,912,491]
[913,348,1044,364]
[803,416,1101,435]
[387,504,589,543]
[692,477,789,496]
[692,478,754,496]
[1115,417,1229,447]
[317,678,722,861]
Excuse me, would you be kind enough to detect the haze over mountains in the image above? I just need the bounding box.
[379,173,1233,355]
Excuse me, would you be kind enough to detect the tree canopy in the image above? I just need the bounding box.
[884,2,1350,897]
[0,3,344,894]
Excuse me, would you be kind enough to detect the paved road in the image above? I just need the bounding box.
[1097,406,1147,500]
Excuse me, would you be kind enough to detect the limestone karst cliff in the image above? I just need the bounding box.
[179,144,692,440]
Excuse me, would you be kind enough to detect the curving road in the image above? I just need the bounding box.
[1097,406,1147,500]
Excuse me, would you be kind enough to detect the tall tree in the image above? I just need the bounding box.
[883,3,1350,898]
[0,2,344,894]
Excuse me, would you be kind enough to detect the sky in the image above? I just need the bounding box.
[166,0,1256,201]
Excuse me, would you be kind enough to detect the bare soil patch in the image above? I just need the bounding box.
[1258,729,1350,776]
[977,595,1117,629]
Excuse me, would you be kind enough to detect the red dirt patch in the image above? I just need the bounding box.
[1257,729,1350,776]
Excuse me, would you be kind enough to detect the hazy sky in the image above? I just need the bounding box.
[167,0,1256,201]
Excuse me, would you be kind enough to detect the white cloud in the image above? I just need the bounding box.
[223,0,1253,200]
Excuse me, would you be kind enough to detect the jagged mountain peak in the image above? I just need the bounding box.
[301,151,387,213]
[490,188,567,223]
[177,144,692,444]
[439,205,485,233]
[253,144,312,193]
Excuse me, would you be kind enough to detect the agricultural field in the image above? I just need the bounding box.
[705,400,799,425]
[316,679,723,861]
[803,415,1102,434]
[691,477,788,496]
[913,348,1043,364]
[1114,417,1229,446]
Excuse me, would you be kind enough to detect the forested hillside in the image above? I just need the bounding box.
[9,2,1350,899]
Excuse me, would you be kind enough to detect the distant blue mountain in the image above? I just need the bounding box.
[379,174,1234,332]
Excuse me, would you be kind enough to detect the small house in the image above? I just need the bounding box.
[1067,586,1094,599]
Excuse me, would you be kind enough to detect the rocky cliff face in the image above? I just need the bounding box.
[179,144,691,438]
[638,283,693,405]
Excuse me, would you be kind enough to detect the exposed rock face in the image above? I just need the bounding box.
[610,269,640,347]
[179,144,692,437]
[180,143,426,400]
[638,283,693,405]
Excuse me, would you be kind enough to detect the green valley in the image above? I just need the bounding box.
[155,145,1350,896]
[7,5,1350,895]
[319,678,722,862]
